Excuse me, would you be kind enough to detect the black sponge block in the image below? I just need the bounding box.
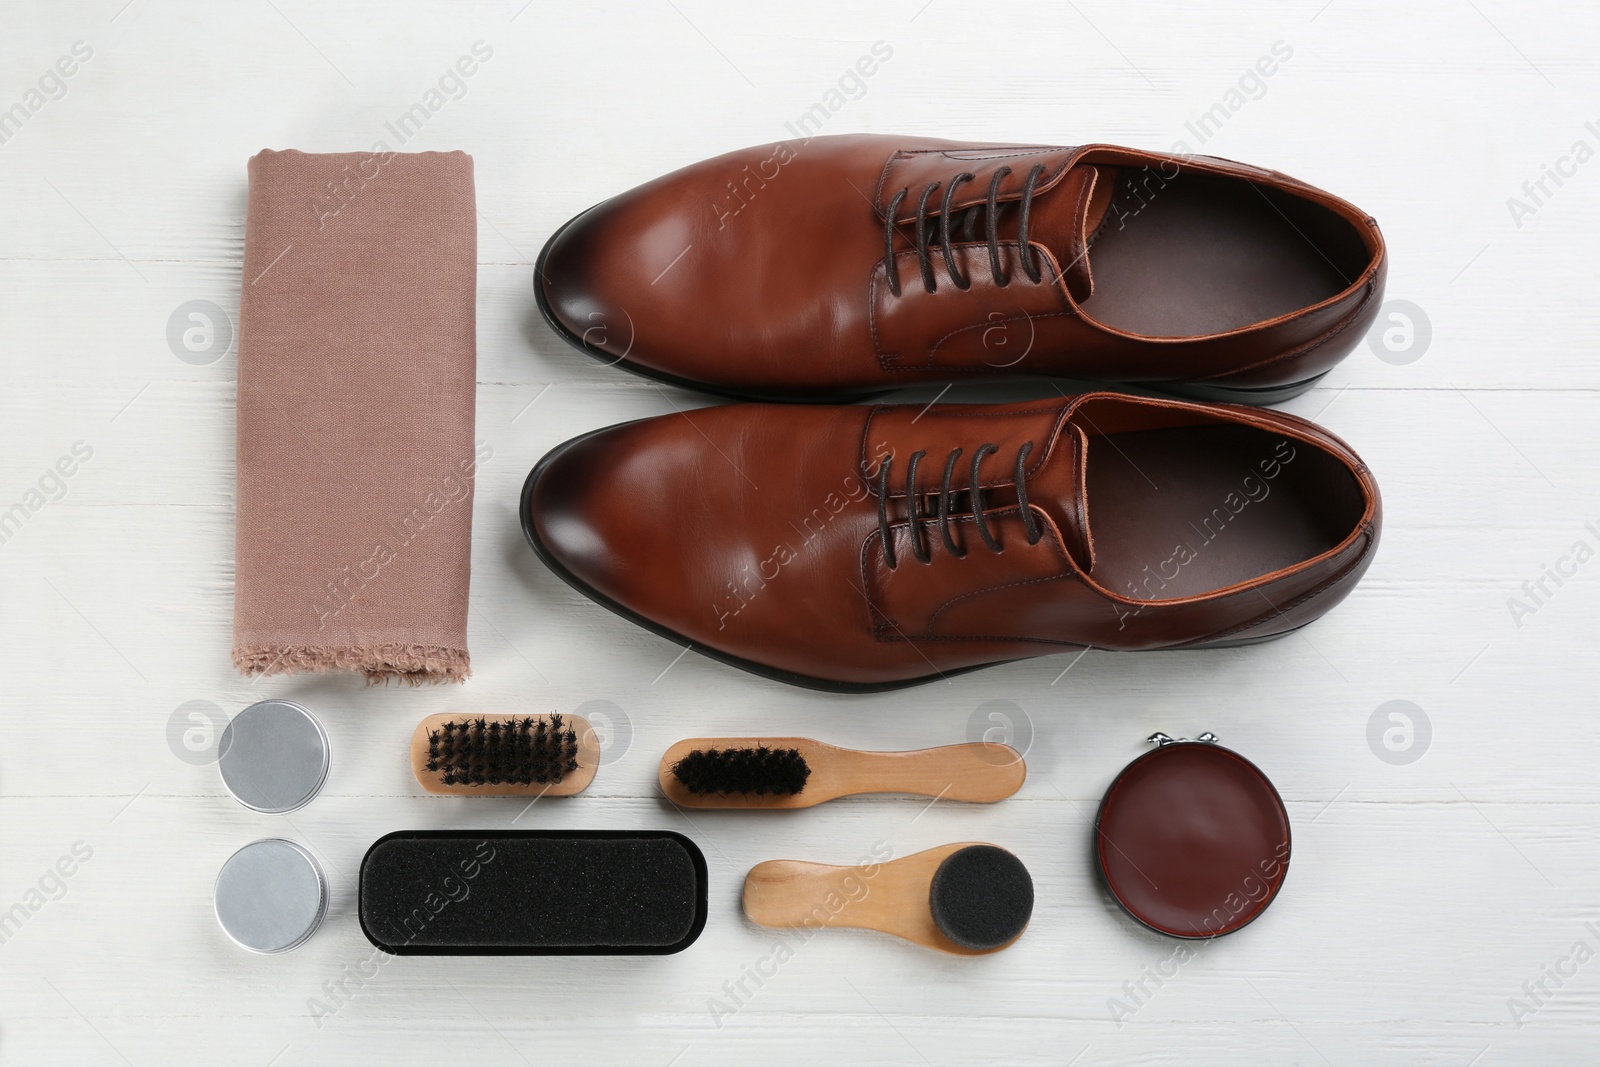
[927,845,1034,951]
[359,830,707,955]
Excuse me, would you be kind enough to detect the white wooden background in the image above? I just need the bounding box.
[2,1,1597,1063]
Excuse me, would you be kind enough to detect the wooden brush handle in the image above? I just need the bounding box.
[829,744,1024,802]
[742,843,1006,955]
[410,713,598,797]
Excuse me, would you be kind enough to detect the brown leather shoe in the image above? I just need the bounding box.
[521,393,1380,691]
[536,136,1385,404]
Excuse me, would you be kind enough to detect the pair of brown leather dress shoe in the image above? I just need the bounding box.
[523,136,1384,691]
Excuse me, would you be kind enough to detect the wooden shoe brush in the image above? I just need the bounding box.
[659,739,1024,812]
[658,736,1024,809]
[411,713,597,796]
[743,843,1034,955]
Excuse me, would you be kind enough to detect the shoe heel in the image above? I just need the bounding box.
[1157,372,1329,406]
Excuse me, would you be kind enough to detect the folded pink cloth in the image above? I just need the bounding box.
[234,149,477,684]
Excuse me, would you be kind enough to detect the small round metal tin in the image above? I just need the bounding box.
[1095,733,1290,939]
[214,839,328,953]
[218,699,330,814]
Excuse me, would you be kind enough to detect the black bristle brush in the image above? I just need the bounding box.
[410,713,596,796]
[669,746,813,796]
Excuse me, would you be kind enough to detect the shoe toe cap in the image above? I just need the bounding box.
[538,194,703,374]
[524,428,630,595]
[537,204,632,360]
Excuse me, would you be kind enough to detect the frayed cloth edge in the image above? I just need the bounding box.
[233,643,470,686]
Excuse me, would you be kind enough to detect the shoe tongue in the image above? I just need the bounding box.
[1026,164,1117,304]
[1026,421,1094,573]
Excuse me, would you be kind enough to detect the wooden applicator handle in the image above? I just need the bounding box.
[743,843,1000,955]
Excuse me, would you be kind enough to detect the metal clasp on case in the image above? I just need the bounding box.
[1147,731,1219,747]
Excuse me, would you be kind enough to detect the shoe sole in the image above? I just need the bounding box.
[533,204,1331,408]
[1158,372,1329,405]
[519,430,1306,694]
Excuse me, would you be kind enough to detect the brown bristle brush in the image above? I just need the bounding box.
[657,736,1025,809]
[410,713,598,796]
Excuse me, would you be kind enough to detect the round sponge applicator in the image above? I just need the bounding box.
[928,844,1034,951]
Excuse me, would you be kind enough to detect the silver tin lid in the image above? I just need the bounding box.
[218,699,330,814]
[214,838,328,953]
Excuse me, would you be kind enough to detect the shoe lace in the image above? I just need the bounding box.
[882,163,1049,297]
[876,441,1042,570]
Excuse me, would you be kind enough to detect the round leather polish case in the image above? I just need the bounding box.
[1095,733,1290,939]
